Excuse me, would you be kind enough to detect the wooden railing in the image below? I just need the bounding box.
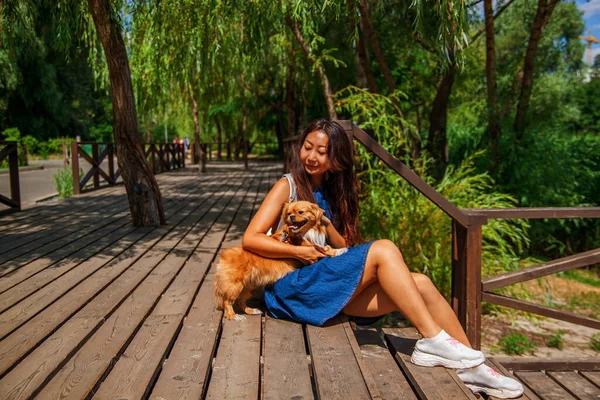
[70,142,185,195]
[283,121,600,348]
[0,141,21,211]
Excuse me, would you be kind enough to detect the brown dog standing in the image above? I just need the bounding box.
[214,201,347,320]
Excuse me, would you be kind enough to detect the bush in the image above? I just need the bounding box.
[53,167,74,199]
[21,135,39,155]
[499,333,537,355]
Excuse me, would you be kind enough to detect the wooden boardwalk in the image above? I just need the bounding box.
[0,161,598,399]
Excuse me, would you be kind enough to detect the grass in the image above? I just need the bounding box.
[591,333,600,352]
[546,330,565,350]
[499,333,538,355]
[560,269,600,288]
[53,167,74,199]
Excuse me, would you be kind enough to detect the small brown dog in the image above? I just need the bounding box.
[214,200,347,321]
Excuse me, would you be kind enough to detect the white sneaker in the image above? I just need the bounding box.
[410,330,485,369]
[458,364,524,399]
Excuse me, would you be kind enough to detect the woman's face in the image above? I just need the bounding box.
[300,130,330,178]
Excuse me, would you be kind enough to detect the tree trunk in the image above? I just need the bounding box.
[358,0,395,94]
[286,62,296,137]
[514,0,559,137]
[286,16,337,120]
[484,0,501,171]
[87,0,165,226]
[191,89,206,172]
[216,117,222,161]
[241,74,248,170]
[427,62,457,182]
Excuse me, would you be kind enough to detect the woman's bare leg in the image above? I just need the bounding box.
[343,274,471,346]
[344,240,441,338]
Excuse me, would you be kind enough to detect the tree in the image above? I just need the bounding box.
[87,0,165,226]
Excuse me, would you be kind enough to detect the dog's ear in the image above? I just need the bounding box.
[281,202,289,221]
[313,205,324,224]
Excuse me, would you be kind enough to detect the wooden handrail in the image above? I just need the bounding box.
[482,247,600,291]
[482,292,600,330]
[0,141,21,211]
[70,142,184,194]
[463,207,600,219]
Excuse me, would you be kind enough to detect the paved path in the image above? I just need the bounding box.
[0,159,111,211]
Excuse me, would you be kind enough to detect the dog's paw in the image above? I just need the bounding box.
[244,307,263,315]
[233,314,247,321]
[334,247,349,256]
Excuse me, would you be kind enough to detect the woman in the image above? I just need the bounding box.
[242,119,523,399]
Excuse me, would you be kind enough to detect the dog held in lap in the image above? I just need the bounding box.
[214,200,348,321]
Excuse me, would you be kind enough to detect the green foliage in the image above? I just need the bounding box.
[591,333,600,352]
[546,330,565,350]
[53,167,74,200]
[1,127,21,141]
[499,333,537,355]
[337,88,531,298]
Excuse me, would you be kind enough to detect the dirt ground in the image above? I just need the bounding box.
[480,274,600,358]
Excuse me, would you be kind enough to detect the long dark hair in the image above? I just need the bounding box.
[291,119,362,246]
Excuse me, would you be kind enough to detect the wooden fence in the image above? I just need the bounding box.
[283,121,600,349]
[0,141,21,211]
[70,142,185,195]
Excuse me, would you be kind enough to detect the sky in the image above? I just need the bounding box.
[577,0,600,64]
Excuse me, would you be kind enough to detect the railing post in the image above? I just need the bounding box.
[8,144,21,210]
[452,220,483,349]
[108,144,115,183]
[71,142,80,195]
[181,144,185,168]
[92,143,100,189]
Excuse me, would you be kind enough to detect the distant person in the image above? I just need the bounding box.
[183,137,189,158]
[173,136,179,145]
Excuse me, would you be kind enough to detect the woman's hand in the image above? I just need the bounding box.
[295,245,327,265]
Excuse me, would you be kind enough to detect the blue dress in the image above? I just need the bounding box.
[264,190,375,326]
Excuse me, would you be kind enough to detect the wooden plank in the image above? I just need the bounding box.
[580,371,600,388]
[0,175,241,378]
[263,317,313,400]
[0,175,249,398]
[306,316,371,399]
[0,203,132,274]
[487,357,539,400]
[514,371,576,400]
[383,327,476,400]
[0,211,132,294]
[0,186,195,329]
[548,371,600,399]
[0,194,128,256]
[148,273,222,400]
[483,247,600,291]
[0,181,194,312]
[493,358,600,372]
[205,315,262,400]
[352,327,417,400]
[482,293,600,330]
[150,172,267,400]
[92,178,256,399]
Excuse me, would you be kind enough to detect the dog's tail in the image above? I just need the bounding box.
[213,270,225,310]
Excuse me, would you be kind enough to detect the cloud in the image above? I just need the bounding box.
[580,0,600,17]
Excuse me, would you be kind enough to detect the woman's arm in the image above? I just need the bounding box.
[326,222,347,248]
[242,178,326,264]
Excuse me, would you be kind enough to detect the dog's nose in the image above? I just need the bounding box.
[290,215,297,223]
